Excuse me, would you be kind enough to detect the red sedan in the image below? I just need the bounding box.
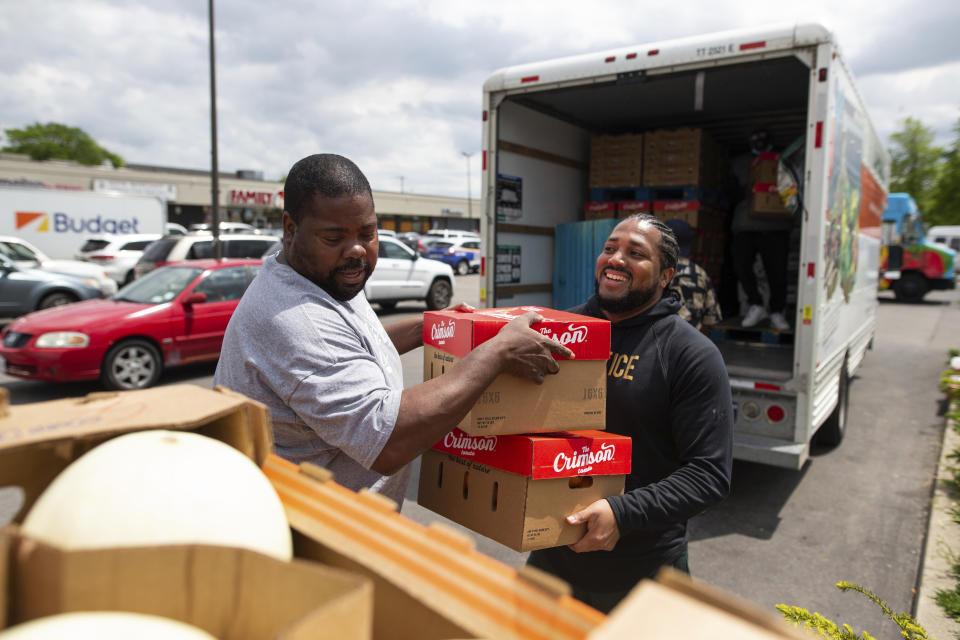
[0,259,262,390]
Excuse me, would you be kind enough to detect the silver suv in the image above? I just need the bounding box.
[134,234,277,278]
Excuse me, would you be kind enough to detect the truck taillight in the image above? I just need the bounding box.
[766,405,786,422]
[90,255,115,262]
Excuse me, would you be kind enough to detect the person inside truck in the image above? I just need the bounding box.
[730,129,792,331]
[213,153,572,508]
[664,218,722,333]
[526,213,734,614]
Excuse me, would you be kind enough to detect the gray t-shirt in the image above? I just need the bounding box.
[213,254,409,505]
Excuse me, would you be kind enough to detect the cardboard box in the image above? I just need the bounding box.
[423,307,610,435]
[590,568,809,639]
[617,200,651,216]
[264,455,607,640]
[653,200,726,231]
[0,528,373,639]
[749,152,790,217]
[418,429,630,552]
[584,201,617,221]
[0,385,272,525]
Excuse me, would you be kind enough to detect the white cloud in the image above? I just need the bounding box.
[1,0,958,197]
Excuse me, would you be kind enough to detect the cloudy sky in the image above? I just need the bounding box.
[1,0,958,198]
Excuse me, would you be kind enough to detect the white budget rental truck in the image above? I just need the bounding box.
[479,23,889,468]
[0,187,165,259]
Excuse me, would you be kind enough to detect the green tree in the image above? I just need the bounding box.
[889,117,941,213]
[2,122,124,168]
[929,117,960,226]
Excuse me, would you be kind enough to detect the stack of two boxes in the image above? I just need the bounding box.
[418,306,631,552]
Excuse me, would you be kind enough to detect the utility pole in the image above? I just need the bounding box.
[208,0,221,258]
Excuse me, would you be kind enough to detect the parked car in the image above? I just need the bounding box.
[75,233,163,285]
[0,254,105,317]
[0,259,263,390]
[424,237,483,275]
[0,235,117,296]
[378,228,397,237]
[166,222,188,235]
[135,234,277,278]
[367,236,454,309]
[423,229,480,241]
[188,222,259,234]
[397,231,426,255]
[260,236,454,310]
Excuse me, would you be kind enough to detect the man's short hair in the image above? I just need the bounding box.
[621,213,679,272]
[283,154,373,224]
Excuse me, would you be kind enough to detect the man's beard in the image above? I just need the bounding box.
[317,258,373,301]
[594,275,658,314]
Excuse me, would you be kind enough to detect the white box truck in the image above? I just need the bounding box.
[479,23,890,468]
[0,187,165,259]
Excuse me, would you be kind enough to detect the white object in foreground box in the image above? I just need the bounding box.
[423,306,611,435]
[418,429,631,552]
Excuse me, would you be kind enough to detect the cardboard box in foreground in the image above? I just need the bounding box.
[423,307,610,435]
[0,528,373,639]
[418,429,631,552]
[0,384,271,525]
[263,454,606,640]
[590,568,810,640]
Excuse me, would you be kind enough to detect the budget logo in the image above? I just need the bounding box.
[15,211,49,232]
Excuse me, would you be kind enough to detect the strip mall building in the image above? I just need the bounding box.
[0,153,481,235]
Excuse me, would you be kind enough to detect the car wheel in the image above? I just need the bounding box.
[379,301,397,311]
[101,339,162,390]
[455,259,470,276]
[38,291,78,310]
[425,279,452,310]
[893,272,927,303]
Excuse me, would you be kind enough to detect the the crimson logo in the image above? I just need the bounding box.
[538,323,589,345]
[430,321,456,340]
[442,431,497,452]
[553,442,615,473]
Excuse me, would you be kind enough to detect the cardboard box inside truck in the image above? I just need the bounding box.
[418,429,631,552]
[0,385,271,526]
[423,306,610,435]
[0,527,373,639]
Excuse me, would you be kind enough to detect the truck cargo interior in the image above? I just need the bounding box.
[493,54,811,382]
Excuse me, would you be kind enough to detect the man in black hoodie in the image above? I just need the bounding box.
[527,213,733,613]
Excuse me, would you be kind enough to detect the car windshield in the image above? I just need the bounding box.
[113,266,203,304]
[0,241,40,262]
[140,238,178,261]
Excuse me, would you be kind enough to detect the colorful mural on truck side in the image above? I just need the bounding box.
[824,81,863,304]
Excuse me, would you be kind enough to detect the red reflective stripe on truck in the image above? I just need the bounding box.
[739,41,766,51]
[807,262,815,278]
[482,150,487,171]
[755,382,781,391]
[521,75,540,84]
[626,52,637,59]
[647,49,659,56]
[815,122,823,148]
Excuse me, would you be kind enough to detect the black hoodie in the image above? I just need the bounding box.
[529,294,733,591]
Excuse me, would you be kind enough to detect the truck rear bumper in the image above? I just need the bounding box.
[733,433,809,469]
[929,277,957,291]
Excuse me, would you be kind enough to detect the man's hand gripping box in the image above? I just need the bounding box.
[418,429,631,552]
[423,306,611,435]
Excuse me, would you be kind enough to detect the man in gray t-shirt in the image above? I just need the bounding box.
[214,154,572,507]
